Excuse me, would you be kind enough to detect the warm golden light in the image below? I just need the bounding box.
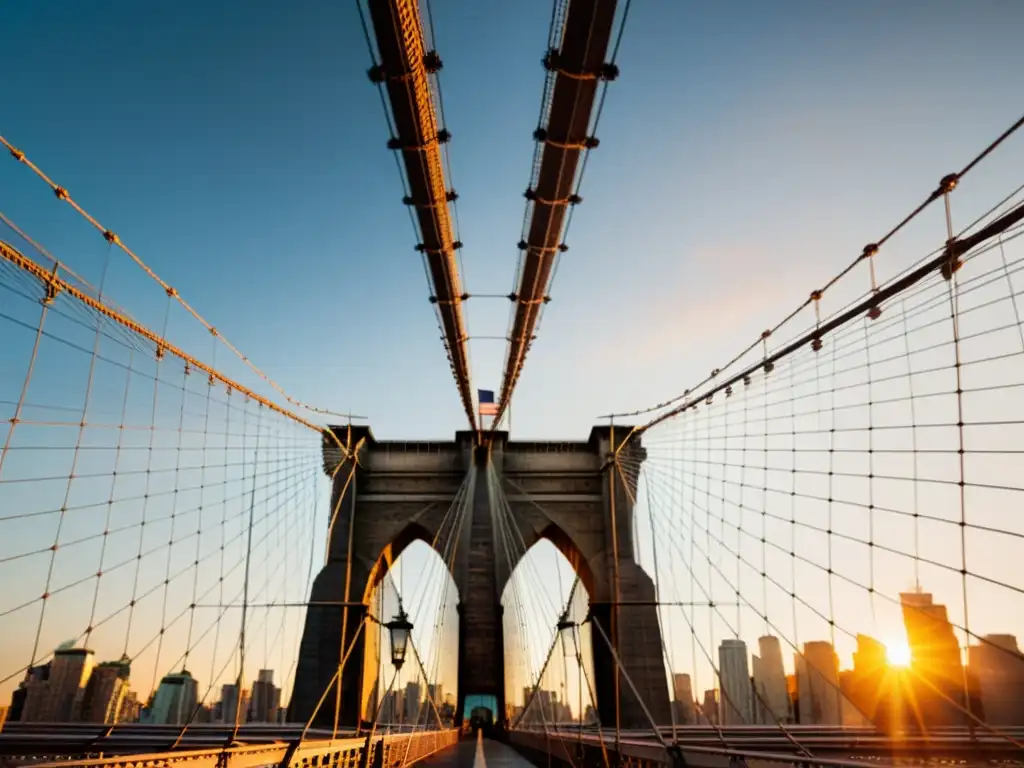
[886,640,912,667]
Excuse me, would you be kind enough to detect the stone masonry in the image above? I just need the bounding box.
[289,425,671,730]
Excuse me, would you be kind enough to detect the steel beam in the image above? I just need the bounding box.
[365,0,476,428]
[497,0,618,422]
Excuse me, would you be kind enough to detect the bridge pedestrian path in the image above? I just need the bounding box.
[419,731,535,768]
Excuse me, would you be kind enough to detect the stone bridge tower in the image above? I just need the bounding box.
[289,425,670,731]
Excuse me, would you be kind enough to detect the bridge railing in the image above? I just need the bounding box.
[509,726,1024,768]
[1,729,460,768]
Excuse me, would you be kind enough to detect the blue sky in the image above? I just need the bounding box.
[3,1,1022,440]
[3,0,1024,716]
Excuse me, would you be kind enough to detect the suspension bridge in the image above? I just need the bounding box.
[2,2,1024,768]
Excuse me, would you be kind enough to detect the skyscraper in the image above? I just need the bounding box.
[969,634,1024,726]
[79,655,131,723]
[900,589,969,727]
[379,689,403,723]
[404,681,422,724]
[10,663,50,722]
[671,673,695,724]
[796,641,841,725]
[118,691,141,724]
[23,646,95,722]
[150,671,198,725]
[700,689,718,725]
[718,639,751,725]
[219,683,251,724]
[250,670,281,723]
[845,634,903,731]
[754,636,789,723]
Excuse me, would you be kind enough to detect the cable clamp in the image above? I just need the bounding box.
[423,50,443,74]
[542,50,620,82]
[41,281,60,306]
[524,188,581,205]
[940,237,965,281]
[429,294,469,305]
[532,127,599,150]
[937,172,960,196]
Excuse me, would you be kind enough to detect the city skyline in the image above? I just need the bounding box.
[2,0,1024,746]
[10,578,1024,733]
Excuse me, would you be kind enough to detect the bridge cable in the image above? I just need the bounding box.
[0,229,324,736]
[618,348,1024,753]
[604,113,1024,434]
[0,136,351,425]
[493,0,634,428]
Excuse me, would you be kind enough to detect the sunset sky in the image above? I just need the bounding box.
[2,0,1024,718]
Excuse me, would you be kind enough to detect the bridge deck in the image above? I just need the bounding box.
[420,733,533,768]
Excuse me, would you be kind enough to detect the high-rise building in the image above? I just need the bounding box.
[23,646,95,722]
[379,689,404,723]
[219,683,250,724]
[250,670,281,723]
[700,689,718,725]
[796,641,841,725]
[969,634,1024,726]
[79,655,131,723]
[118,690,141,724]
[426,684,442,706]
[718,639,751,725]
[751,655,766,723]
[900,589,970,727]
[754,636,789,723]
[10,663,50,722]
[150,671,198,724]
[837,670,870,726]
[423,684,443,722]
[844,634,906,731]
[404,681,422,724]
[671,673,695,724]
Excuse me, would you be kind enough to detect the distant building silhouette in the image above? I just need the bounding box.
[719,638,751,724]
[79,655,131,723]
[21,646,94,722]
[404,681,422,724]
[380,689,404,723]
[796,641,841,725]
[250,670,281,723]
[752,636,789,724]
[671,673,695,725]
[9,664,50,722]
[969,634,1024,726]
[900,589,974,728]
[149,671,198,724]
[700,689,718,725]
[117,690,141,724]
[844,634,906,731]
[219,683,249,725]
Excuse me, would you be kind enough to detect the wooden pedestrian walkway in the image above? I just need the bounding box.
[417,731,536,768]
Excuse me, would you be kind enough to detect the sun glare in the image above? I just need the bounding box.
[886,640,912,668]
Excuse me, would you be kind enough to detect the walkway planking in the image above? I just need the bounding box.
[417,732,536,768]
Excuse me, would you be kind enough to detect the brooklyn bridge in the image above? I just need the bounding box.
[2,2,1024,768]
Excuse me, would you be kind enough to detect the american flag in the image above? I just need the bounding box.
[478,389,498,416]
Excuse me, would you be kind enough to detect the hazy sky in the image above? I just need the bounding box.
[2,0,1024,718]
[3,1,1022,440]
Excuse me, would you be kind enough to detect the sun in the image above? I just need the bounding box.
[886,640,912,668]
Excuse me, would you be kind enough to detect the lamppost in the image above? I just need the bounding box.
[385,609,414,670]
